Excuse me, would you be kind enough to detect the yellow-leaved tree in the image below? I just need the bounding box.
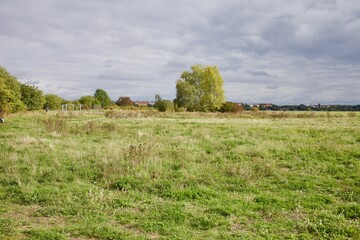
[175,65,225,112]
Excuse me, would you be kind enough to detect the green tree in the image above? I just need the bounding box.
[175,65,225,112]
[154,94,174,112]
[174,80,197,111]
[0,66,26,113]
[79,95,100,109]
[20,83,45,110]
[44,94,64,110]
[94,89,112,107]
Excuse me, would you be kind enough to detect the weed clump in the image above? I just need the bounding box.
[338,204,360,219]
[43,113,67,133]
[105,110,157,119]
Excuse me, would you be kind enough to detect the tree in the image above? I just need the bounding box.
[20,83,45,110]
[154,94,174,112]
[94,89,112,107]
[44,94,64,110]
[116,96,134,106]
[79,95,100,109]
[175,65,225,112]
[174,80,197,111]
[0,66,26,113]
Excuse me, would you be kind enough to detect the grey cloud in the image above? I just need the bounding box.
[0,0,360,104]
[247,70,272,77]
[266,85,279,90]
[306,0,337,11]
[348,10,360,23]
[24,80,40,85]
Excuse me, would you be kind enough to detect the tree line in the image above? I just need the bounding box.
[1,64,359,115]
[258,104,360,112]
[0,65,115,114]
[0,64,229,114]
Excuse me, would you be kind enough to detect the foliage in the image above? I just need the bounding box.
[94,89,112,107]
[154,94,174,112]
[79,95,100,109]
[20,83,45,110]
[174,80,197,111]
[220,101,244,113]
[262,104,360,111]
[0,65,26,113]
[251,106,259,112]
[220,101,234,113]
[115,96,134,106]
[175,65,225,112]
[44,94,64,110]
[174,105,186,112]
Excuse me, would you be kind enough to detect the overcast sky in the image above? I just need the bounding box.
[1,0,360,104]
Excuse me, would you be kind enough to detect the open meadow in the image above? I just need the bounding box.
[0,110,359,239]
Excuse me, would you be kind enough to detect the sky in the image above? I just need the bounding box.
[1,0,360,105]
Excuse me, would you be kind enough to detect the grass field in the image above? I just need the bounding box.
[0,110,359,239]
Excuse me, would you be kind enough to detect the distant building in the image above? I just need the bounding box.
[134,101,152,106]
[259,103,273,108]
[248,103,273,108]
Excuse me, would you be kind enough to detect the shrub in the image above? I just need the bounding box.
[251,106,259,112]
[231,103,244,113]
[154,95,174,112]
[174,105,186,112]
[115,96,134,106]
[220,102,244,113]
[156,100,174,112]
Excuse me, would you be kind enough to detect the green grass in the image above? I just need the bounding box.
[0,110,359,239]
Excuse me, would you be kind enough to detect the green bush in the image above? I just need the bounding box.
[220,102,244,113]
[156,100,174,112]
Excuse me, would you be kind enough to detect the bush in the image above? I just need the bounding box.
[220,102,244,113]
[155,100,174,112]
[174,104,186,112]
[115,96,134,106]
[251,106,259,112]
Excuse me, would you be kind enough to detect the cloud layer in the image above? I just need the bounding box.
[1,0,359,104]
